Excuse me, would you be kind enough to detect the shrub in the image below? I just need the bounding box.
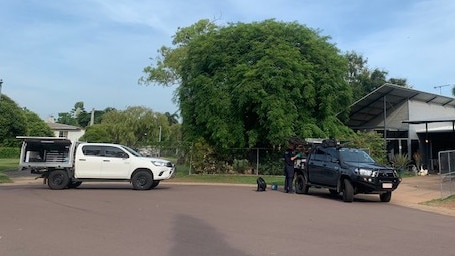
[233,159,249,174]
[391,153,411,175]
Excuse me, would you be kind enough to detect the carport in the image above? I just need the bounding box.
[402,119,455,170]
[345,83,455,171]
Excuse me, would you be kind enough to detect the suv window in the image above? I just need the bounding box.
[311,147,327,161]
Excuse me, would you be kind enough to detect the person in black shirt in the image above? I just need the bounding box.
[284,140,301,193]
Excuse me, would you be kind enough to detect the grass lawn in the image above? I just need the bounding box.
[422,195,455,210]
[0,158,285,186]
[0,158,18,183]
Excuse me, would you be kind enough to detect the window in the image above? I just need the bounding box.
[82,145,103,156]
[104,146,128,158]
[58,131,68,138]
[311,148,327,161]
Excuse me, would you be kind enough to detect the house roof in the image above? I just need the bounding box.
[46,122,82,131]
[347,83,455,129]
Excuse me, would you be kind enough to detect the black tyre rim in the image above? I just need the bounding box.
[137,175,147,187]
[53,174,64,185]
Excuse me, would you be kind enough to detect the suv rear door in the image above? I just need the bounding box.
[319,147,341,187]
[307,147,326,184]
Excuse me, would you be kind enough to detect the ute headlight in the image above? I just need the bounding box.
[151,160,168,167]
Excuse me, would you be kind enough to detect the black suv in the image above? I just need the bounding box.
[294,141,401,202]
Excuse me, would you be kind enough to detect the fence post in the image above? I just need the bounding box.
[189,143,193,175]
[256,148,259,175]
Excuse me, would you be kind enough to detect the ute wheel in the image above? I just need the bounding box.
[48,170,70,190]
[295,174,310,194]
[380,191,392,202]
[329,189,339,196]
[68,180,82,188]
[132,171,154,190]
[342,179,354,203]
[150,180,160,189]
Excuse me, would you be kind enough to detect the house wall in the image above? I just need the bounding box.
[408,100,455,139]
[52,130,85,141]
[358,100,410,131]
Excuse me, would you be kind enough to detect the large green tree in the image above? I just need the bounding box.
[80,106,173,148]
[0,95,27,146]
[23,109,53,137]
[0,95,53,146]
[141,19,353,149]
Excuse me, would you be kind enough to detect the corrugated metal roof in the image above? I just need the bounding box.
[347,83,455,129]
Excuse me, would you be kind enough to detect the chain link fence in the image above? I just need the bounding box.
[438,150,455,198]
[141,144,286,176]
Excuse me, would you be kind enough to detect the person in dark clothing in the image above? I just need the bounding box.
[284,141,301,193]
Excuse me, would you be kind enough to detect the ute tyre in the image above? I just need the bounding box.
[132,171,154,190]
[342,179,354,203]
[151,180,160,189]
[48,170,70,190]
[380,191,392,202]
[295,174,309,194]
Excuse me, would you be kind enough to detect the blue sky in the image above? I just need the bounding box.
[1,0,454,119]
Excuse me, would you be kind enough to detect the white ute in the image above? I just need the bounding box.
[17,136,175,190]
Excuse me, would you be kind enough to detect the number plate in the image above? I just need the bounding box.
[382,183,393,189]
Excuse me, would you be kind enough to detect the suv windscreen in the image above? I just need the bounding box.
[339,148,375,163]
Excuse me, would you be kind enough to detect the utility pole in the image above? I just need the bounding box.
[0,79,3,103]
[158,125,162,157]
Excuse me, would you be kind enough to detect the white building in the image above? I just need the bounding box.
[46,122,85,141]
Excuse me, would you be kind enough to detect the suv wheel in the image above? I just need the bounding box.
[380,191,392,202]
[342,179,354,202]
[295,174,309,194]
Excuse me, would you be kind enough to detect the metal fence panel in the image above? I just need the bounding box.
[438,150,455,198]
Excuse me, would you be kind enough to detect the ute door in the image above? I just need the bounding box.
[99,145,131,179]
[75,145,103,178]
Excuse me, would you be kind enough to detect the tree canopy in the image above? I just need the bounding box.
[0,95,53,146]
[80,106,179,148]
[141,19,353,148]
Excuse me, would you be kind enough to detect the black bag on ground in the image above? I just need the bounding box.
[256,177,266,192]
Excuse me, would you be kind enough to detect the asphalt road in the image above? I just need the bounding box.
[1,182,455,256]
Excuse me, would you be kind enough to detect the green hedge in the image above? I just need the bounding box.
[0,147,20,158]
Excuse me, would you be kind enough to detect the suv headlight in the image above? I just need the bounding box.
[356,168,378,177]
